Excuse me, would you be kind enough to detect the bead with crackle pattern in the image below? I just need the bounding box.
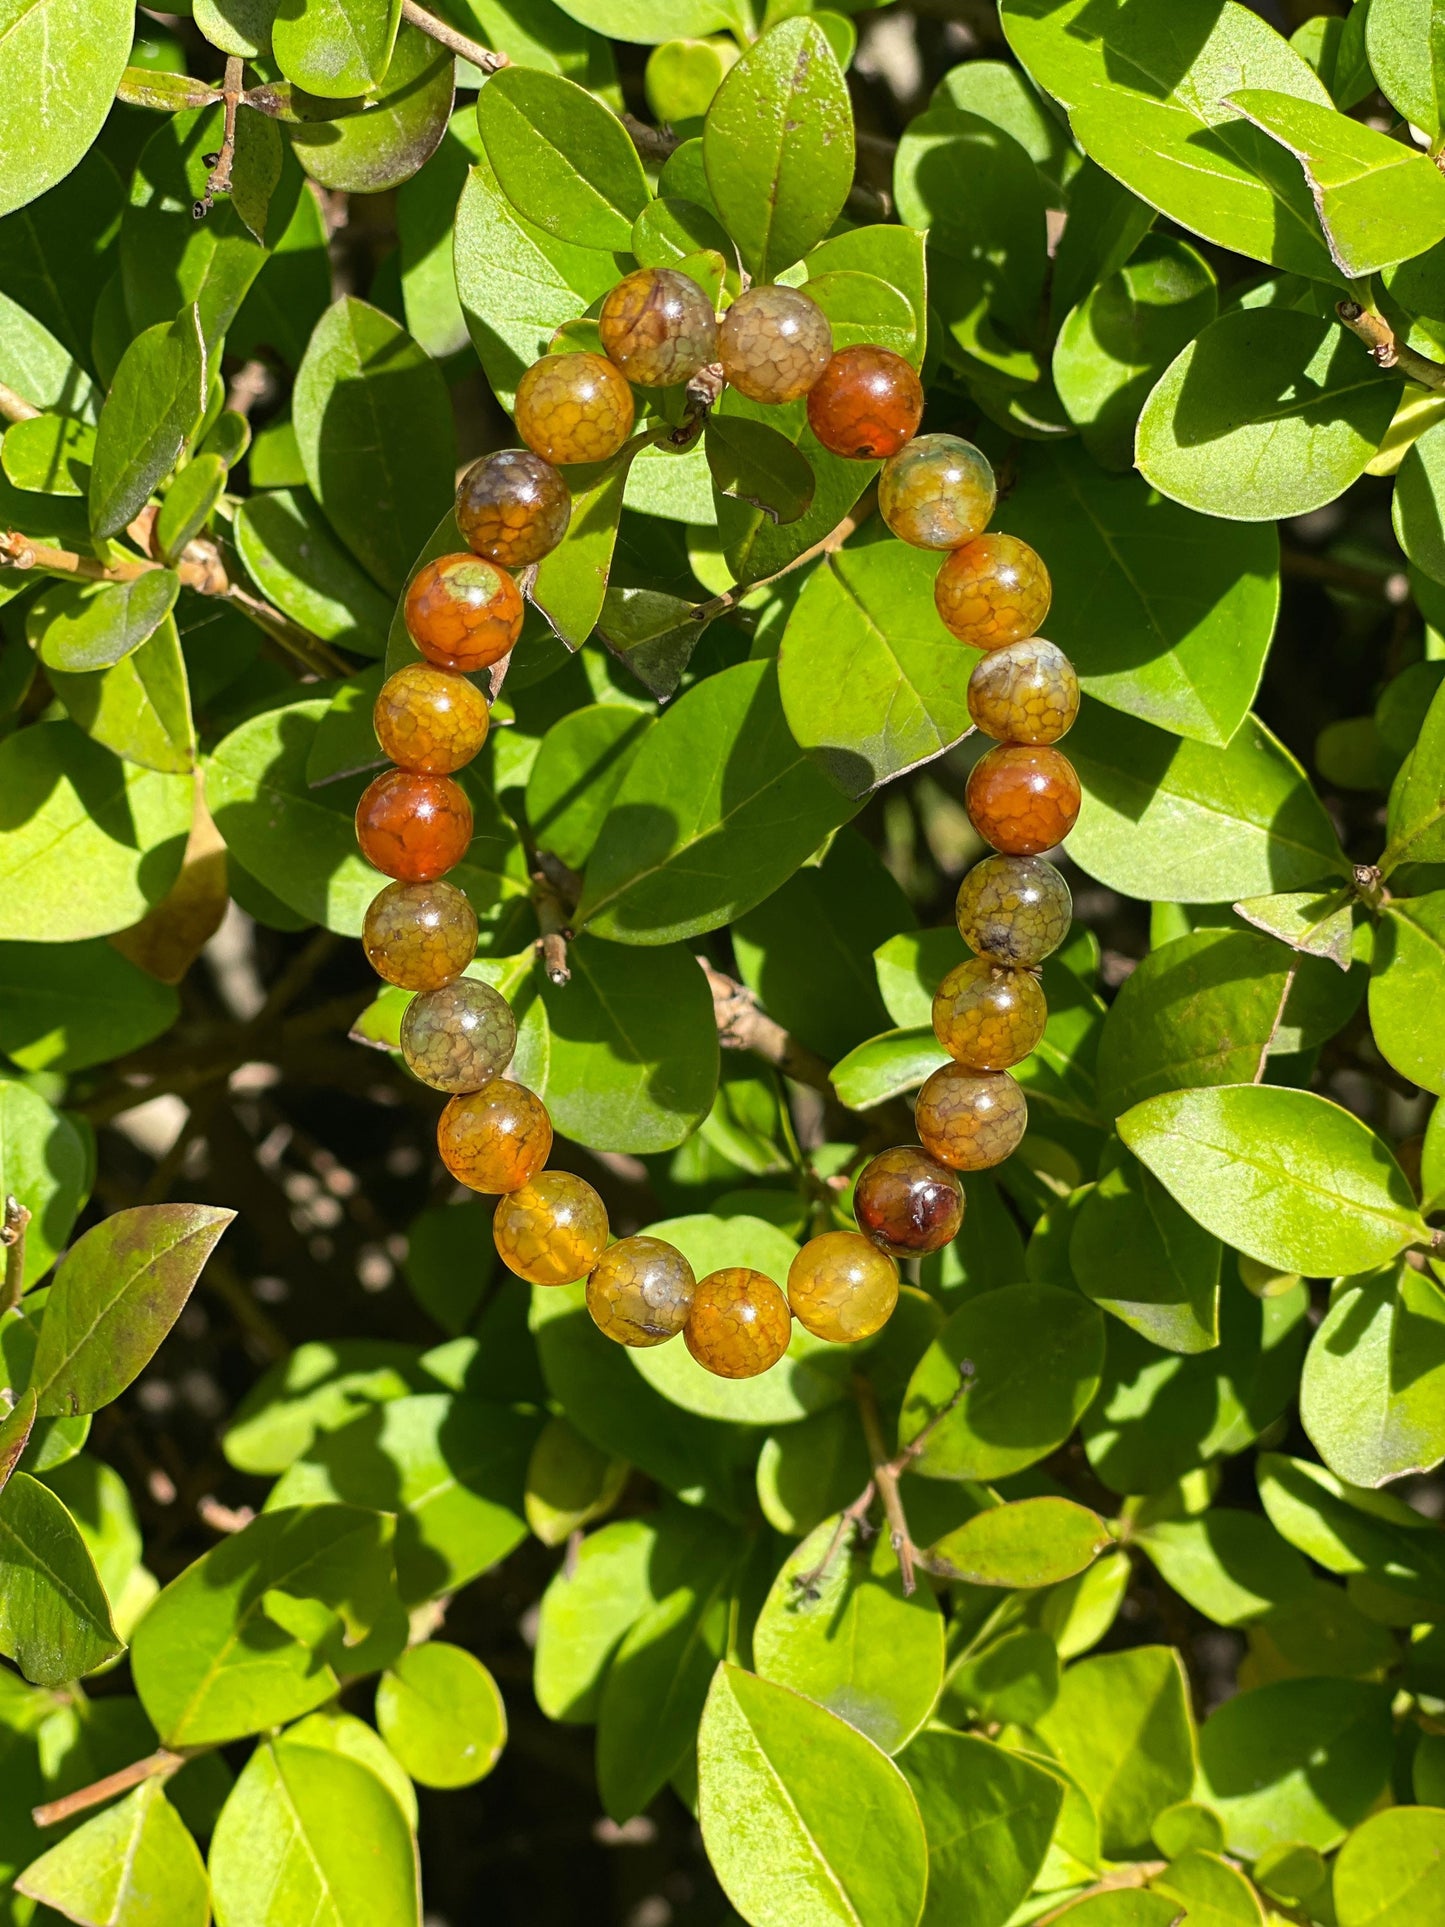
[363,880,478,991]
[806,346,924,460]
[494,1171,609,1286]
[356,770,472,882]
[932,958,1047,1072]
[456,449,571,569]
[373,663,491,775]
[717,285,833,405]
[587,1234,696,1347]
[879,433,996,549]
[935,534,1052,649]
[853,1146,964,1257]
[514,352,635,466]
[437,1079,552,1193]
[968,638,1079,746]
[966,744,1080,856]
[684,1267,793,1378]
[405,554,524,673]
[401,979,517,1093]
[599,267,718,388]
[955,855,1072,968]
[916,1065,1027,1172]
[787,1232,899,1344]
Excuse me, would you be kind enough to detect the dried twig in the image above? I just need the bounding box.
[791,1483,877,1599]
[195,56,244,219]
[531,852,580,986]
[401,0,508,73]
[0,381,39,424]
[1337,298,1445,394]
[32,1750,194,1830]
[0,1197,31,1316]
[697,958,835,1095]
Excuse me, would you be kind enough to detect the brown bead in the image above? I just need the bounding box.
[717,285,833,405]
[373,663,491,775]
[401,978,517,1093]
[806,346,924,461]
[405,554,524,673]
[437,1079,552,1193]
[932,958,1047,1071]
[787,1232,899,1344]
[955,855,1072,969]
[456,449,571,569]
[853,1146,964,1258]
[935,534,1052,649]
[514,352,635,466]
[586,1234,696,1347]
[355,770,472,882]
[599,267,718,388]
[362,880,478,991]
[967,638,1079,747]
[916,1066,1027,1172]
[966,745,1081,856]
[494,1171,609,1287]
[684,1267,793,1379]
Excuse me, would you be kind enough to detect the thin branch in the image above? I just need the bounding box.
[853,1371,923,1596]
[1281,546,1410,603]
[1254,962,1297,1082]
[195,56,244,220]
[1033,1866,1168,1926]
[0,381,39,424]
[1337,298,1445,394]
[401,0,508,73]
[621,112,679,161]
[531,851,579,986]
[32,1750,194,1830]
[791,1483,876,1600]
[0,1197,31,1316]
[691,486,878,625]
[697,958,834,1095]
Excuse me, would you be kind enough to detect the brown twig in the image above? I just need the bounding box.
[531,852,579,986]
[0,381,39,424]
[401,0,508,72]
[691,486,878,625]
[0,1197,30,1316]
[1337,299,1445,394]
[621,112,680,161]
[791,1483,877,1600]
[854,1372,924,1596]
[31,1750,194,1829]
[697,958,835,1095]
[195,56,244,220]
[1033,1866,1169,1926]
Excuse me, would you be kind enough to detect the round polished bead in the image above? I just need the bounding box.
[400,978,517,1093]
[879,434,996,550]
[586,1234,696,1347]
[955,855,1072,968]
[932,957,1047,1072]
[717,285,833,405]
[355,770,472,882]
[362,879,478,991]
[599,267,718,388]
[373,663,491,775]
[916,1065,1027,1172]
[853,1146,964,1258]
[806,346,923,460]
[494,1171,609,1287]
[405,554,524,673]
[787,1232,899,1344]
[967,638,1079,746]
[437,1079,552,1194]
[514,352,635,466]
[966,745,1081,856]
[935,534,1052,649]
[684,1267,793,1379]
[456,449,572,569]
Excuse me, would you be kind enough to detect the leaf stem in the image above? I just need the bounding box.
[1032,1865,1168,1925]
[690,485,878,625]
[195,56,245,220]
[0,1197,31,1316]
[400,0,508,73]
[32,1748,196,1829]
[0,381,39,424]
[1337,299,1445,394]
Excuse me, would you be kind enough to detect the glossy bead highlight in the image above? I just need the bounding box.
[456,449,571,569]
[916,1065,1027,1172]
[966,745,1081,856]
[879,434,996,550]
[355,770,472,882]
[405,554,525,673]
[932,957,1047,1071]
[587,1234,696,1347]
[599,267,718,387]
[955,855,1072,968]
[437,1079,552,1193]
[514,352,635,466]
[717,285,833,405]
[935,533,1052,650]
[806,346,924,460]
[494,1171,609,1286]
[853,1146,964,1257]
[967,638,1079,746]
[684,1267,793,1378]
[362,879,478,991]
[373,663,491,774]
[787,1232,899,1343]
[401,979,517,1093]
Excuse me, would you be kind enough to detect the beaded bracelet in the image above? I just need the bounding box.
[351,267,1080,1383]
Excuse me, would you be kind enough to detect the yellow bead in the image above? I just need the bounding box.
[493,1171,609,1286]
[684,1267,792,1378]
[586,1235,695,1346]
[787,1232,899,1343]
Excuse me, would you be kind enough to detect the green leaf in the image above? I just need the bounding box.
[1049,159,1156,330]
[0,1471,121,1687]
[477,66,649,251]
[154,453,226,562]
[0,1389,36,1495]
[698,1664,929,1927]
[29,1205,233,1419]
[131,1504,397,1745]
[1137,310,1399,521]
[0,151,120,372]
[48,615,196,777]
[222,1339,432,1476]
[0,1079,86,1287]
[399,108,481,360]
[1333,1805,1445,1927]
[16,1784,207,1927]
[293,297,455,595]
[706,415,815,528]
[578,659,859,944]
[534,1515,658,1722]
[900,1730,1062,1927]
[778,539,977,798]
[208,1736,421,1927]
[290,23,455,196]
[235,488,393,657]
[1228,89,1445,278]
[548,0,742,41]
[0,0,133,220]
[1118,1085,1428,1275]
[1036,1647,1196,1856]
[1152,1852,1269,1927]
[31,574,183,678]
[1367,0,1445,139]
[930,1497,1110,1590]
[900,1283,1105,1482]
[1067,704,1347,903]
[230,172,333,372]
[1393,419,1445,589]
[1047,1896,1184,1926]
[752,1515,944,1754]
[1071,1145,1222,1354]
[0,722,192,941]
[376,1641,506,1788]
[89,307,208,541]
[1383,665,1445,874]
[1136,1510,1314,1626]
[525,704,649,870]
[1196,1677,1393,1855]
[1300,1264,1445,1488]
[530,454,630,649]
[281,1707,417,1831]
[1370,893,1445,1093]
[273,0,400,97]
[1235,885,1355,971]
[524,1414,626,1547]
[1,411,95,495]
[1257,1451,1445,1593]
[703,17,854,282]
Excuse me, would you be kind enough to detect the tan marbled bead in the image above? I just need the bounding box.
[586,1234,696,1346]
[935,534,1052,649]
[967,638,1079,746]
[966,745,1081,856]
[362,880,477,991]
[599,267,718,387]
[931,957,1047,1071]
[955,855,1072,969]
[684,1267,793,1378]
[717,285,833,405]
[400,978,517,1093]
[494,1171,609,1286]
[916,1065,1027,1172]
[373,663,491,774]
[787,1232,899,1344]
[437,1079,552,1193]
[514,352,635,466]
